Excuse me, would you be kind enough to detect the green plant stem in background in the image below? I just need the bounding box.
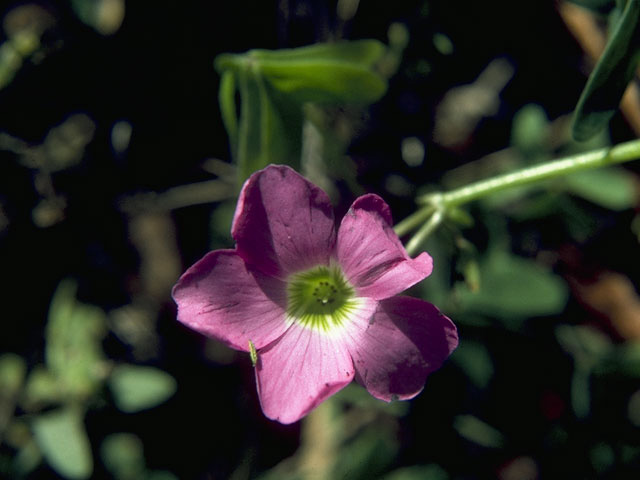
[397,138,640,255]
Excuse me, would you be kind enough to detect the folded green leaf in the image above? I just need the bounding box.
[247,39,386,67]
[260,61,387,104]
[236,69,300,183]
[215,40,388,183]
[572,0,640,141]
[218,70,238,157]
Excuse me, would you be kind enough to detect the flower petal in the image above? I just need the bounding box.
[346,295,458,401]
[255,323,356,424]
[337,194,433,299]
[172,250,289,351]
[232,165,336,278]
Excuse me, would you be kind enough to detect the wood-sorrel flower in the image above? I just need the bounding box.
[172,165,458,424]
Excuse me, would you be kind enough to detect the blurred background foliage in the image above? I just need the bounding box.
[1,0,640,478]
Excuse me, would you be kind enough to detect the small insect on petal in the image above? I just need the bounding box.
[248,340,258,367]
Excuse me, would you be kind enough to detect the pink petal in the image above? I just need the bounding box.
[345,296,458,401]
[255,322,357,424]
[231,165,336,279]
[337,194,433,300]
[172,250,290,351]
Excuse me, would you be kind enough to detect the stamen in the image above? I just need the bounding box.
[286,264,358,331]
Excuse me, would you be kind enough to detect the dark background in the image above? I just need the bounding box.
[1,1,639,479]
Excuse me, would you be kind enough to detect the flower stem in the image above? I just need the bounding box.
[397,138,640,251]
[435,139,640,207]
[394,205,435,237]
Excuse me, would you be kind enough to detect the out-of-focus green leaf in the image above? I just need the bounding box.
[563,167,636,210]
[453,415,504,448]
[11,439,42,477]
[32,408,92,479]
[109,365,176,413]
[22,365,60,409]
[629,390,640,426]
[146,471,179,480]
[555,325,613,418]
[209,199,236,248]
[381,464,449,480]
[71,0,125,35]
[0,353,26,397]
[572,0,640,141]
[101,433,145,480]
[447,207,474,227]
[0,353,26,447]
[333,383,408,416]
[433,33,454,55]
[419,236,453,309]
[590,442,615,473]
[332,425,399,480]
[456,244,481,292]
[571,367,592,418]
[599,341,640,376]
[46,279,107,399]
[555,324,613,368]
[452,341,494,389]
[511,104,549,157]
[456,250,568,320]
[567,0,617,14]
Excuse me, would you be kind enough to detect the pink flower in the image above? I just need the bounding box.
[172,165,458,424]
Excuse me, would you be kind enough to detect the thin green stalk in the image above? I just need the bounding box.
[394,205,435,237]
[405,209,444,256]
[395,138,640,245]
[433,138,640,208]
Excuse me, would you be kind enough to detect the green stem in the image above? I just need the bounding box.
[394,205,435,237]
[396,138,640,247]
[436,139,640,208]
[405,209,444,256]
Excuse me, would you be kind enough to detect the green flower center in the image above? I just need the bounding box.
[286,265,358,331]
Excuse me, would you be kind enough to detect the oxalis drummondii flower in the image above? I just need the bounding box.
[172,165,458,424]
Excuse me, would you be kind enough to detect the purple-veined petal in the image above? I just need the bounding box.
[345,295,458,401]
[337,194,433,300]
[231,165,336,279]
[172,249,289,351]
[254,322,357,424]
